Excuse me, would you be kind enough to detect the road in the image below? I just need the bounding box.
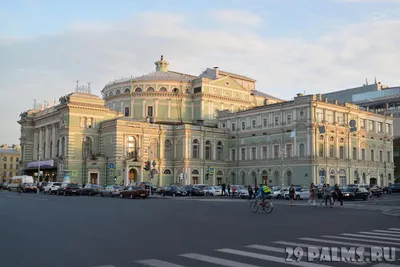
[0,191,399,267]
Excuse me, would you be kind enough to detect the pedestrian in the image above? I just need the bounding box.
[289,184,295,206]
[324,184,333,208]
[308,183,316,206]
[227,182,231,197]
[221,183,226,196]
[334,183,343,206]
[231,186,237,198]
[248,185,253,199]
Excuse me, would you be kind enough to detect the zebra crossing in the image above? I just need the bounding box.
[128,228,400,267]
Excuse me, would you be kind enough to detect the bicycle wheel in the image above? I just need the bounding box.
[263,201,273,214]
[250,201,259,213]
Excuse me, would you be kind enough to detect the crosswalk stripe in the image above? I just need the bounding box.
[373,230,400,234]
[217,248,333,267]
[359,232,400,238]
[274,241,325,248]
[246,244,284,253]
[388,228,400,231]
[180,253,261,267]
[372,263,400,267]
[323,235,400,246]
[135,259,186,267]
[341,233,400,241]
[298,237,379,250]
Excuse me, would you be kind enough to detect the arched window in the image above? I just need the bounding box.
[192,139,199,159]
[172,88,179,93]
[126,136,136,157]
[159,87,167,92]
[339,169,346,185]
[362,173,366,183]
[176,139,183,159]
[135,87,142,92]
[274,171,280,186]
[124,88,130,93]
[116,90,121,94]
[340,138,344,143]
[192,170,200,175]
[82,137,92,159]
[216,170,223,176]
[286,171,292,185]
[299,143,305,157]
[149,138,159,158]
[388,173,392,180]
[164,139,172,159]
[330,136,334,142]
[147,87,155,92]
[205,140,212,160]
[216,141,223,160]
[319,169,326,184]
[319,135,324,141]
[163,169,172,175]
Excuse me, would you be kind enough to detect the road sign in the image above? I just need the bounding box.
[209,166,215,175]
[109,169,114,176]
[72,170,78,177]
[109,163,115,169]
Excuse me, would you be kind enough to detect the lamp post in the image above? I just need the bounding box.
[279,148,286,186]
[37,149,42,193]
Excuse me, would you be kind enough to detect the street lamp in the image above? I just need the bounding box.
[37,149,42,193]
[279,148,286,186]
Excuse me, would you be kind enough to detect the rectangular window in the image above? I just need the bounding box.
[263,118,268,128]
[9,163,13,169]
[241,121,245,130]
[286,144,292,157]
[360,119,365,129]
[147,106,153,117]
[339,146,344,159]
[274,116,279,126]
[352,147,357,160]
[371,149,374,161]
[251,147,256,160]
[231,123,236,131]
[336,113,343,124]
[317,112,323,122]
[329,144,334,158]
[3,163,6,169]
[378,122,382,132]
[387,151,391,162]
[362,148,366,160]
[252,120,256,129]
[379,151,383,162]
[231,149,236,161]
[241,148,246,160]
[318,143,324,157]
[274,145,279,158]
[386,123,391,134]
[262,146,268,159]
[124,107,130,117]
[287,114,292,125]
[369,120,374,131]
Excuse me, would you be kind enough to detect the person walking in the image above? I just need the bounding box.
[308,183,316,206]
[221,183,226,196]
[227,182,231,197]
[289,184,295,206]
[334,184,343,206]
[248,185,253,199]
[324,184,333,208]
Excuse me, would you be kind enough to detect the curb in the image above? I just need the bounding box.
[382,209,400,218]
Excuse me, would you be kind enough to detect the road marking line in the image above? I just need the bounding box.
[135,259,186,267]
[373,230,400,234]
[246,244,285,253]
[388,228,400,231]
[274,241,325,248]
[323,235,400,246]
[358,232,400,238]
[341,233,400,242]
[180,253,261,267]
[298,237,382,253]
[372,263,400,267]
[217,248,334,267]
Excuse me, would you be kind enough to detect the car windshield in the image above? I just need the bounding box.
[341,187,356,193]
[271,187,281,191]
[213,186,221,190]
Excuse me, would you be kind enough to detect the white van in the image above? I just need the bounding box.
[8,176,34,191]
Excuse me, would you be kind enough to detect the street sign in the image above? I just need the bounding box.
[109,169,114,176]
[209,166,215,175]
[72,170,78,177]
[109,163,115,169]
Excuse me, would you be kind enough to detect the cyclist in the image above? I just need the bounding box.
[256,184,271,205]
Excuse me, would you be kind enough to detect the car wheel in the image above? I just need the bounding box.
[210,193,214,196]
[100,193,103,197]
[130,194,133,199]
[189,192,192,196]
[173,193,176,197]
[161,193,165,197]
[120,193,124,198]
[142,196,147,199]
[277,195,281,199]
[57,191,59,195]
[43,190,46,194]
[63,191,66,196]
[296,195,300,200]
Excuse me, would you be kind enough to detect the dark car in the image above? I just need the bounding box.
[23,183,38,193]
[57,183,81,196]
[159,186,187,197]
[341,187,369,201]
[119,186,149,199]
[391,183,400,193]
[80,184,103,196]
[182,186,205,196]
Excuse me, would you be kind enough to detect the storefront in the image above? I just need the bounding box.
[23,160,57,182]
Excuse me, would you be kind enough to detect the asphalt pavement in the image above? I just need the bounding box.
[0,191,399,267]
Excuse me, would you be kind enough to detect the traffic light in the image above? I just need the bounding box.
[144,160,150,171]
[205,173,209,180]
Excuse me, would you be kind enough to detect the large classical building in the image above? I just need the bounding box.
[17,57,394,187]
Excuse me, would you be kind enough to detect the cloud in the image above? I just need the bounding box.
[209,10,263,26]
[1,12,400,144]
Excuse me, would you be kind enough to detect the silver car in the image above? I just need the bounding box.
[100,185,124,197]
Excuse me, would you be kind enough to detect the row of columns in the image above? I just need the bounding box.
[33,123,66,161]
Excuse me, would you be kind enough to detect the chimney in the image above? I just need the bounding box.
[214,67,219,79]
[334,100,338,105]
[325,97,328,103]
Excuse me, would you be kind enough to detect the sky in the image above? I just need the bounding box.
[1,0,400,144]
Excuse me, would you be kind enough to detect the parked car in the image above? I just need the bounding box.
[137,182,157,194]
[285,188,310,200]
[203,186,222,196]
[159,186,187,197]
[341,186,369,201]
[43,182,63,194]
[80,184,103,196]
[100,185,124,197]
[391,183,400,193]
[56,183,81,196]
[23,183,38,193]
[1,182,10,190]
[119,186,149,199]
[269,187,288,199]
[182,185,205,196]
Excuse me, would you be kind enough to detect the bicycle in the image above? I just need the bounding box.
[250,196,273,213]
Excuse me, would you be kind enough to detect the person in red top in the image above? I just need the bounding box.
[231,186,237,198]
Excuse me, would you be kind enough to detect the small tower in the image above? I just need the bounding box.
[154,55,169,72]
